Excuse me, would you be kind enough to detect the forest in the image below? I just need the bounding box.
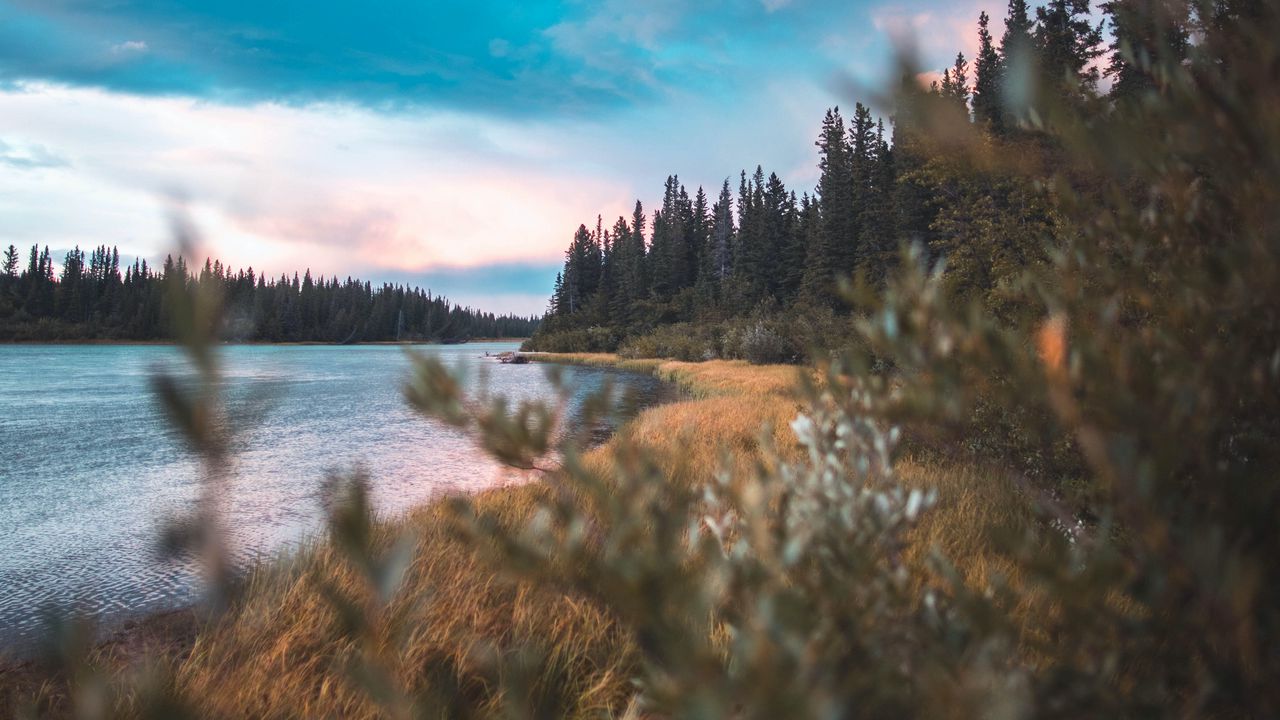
[527,0,1131,362]
[0,245,539,342]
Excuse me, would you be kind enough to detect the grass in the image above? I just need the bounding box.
[1,354,1034,717]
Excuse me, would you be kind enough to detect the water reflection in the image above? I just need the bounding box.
[0,343,672,652]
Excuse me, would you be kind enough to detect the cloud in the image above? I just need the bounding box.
[0,137,68,169]
[0,83,643,310]
[110,40,148,54]
[0,0,948,314]
[0,0,891,117]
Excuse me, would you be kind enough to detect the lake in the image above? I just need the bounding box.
[0,343,667,652]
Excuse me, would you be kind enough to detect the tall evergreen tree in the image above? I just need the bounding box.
[689,186,710,291]
[850,103,879,272]
[1035,0,1106,99]
[940,52,971,113]
[973,12,1003,129]
[1103,0,1189,102]
[2,245,18,283]
[805,107,855,301]
[1000,0,1037,128]
[708,179,735,283]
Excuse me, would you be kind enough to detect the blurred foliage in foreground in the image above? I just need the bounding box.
[394,0,1280,713]
[8,0,1280,716]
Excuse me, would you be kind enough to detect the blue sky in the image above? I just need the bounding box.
[0,0,990,314]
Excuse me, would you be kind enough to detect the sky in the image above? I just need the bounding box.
[0,0,993,315]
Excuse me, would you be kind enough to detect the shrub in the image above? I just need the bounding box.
[617,323,720,361]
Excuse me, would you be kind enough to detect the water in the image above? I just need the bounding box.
[0,343,668,653]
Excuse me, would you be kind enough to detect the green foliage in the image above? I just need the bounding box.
[617,322,719,361]
[432,1,1280,715]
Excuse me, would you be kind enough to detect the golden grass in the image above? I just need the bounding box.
[2,354,1035,717]
[160,357,809,718]
[169,483,637,718]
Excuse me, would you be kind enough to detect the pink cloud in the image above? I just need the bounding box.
[0,83,635,282]
[872,0,993,74]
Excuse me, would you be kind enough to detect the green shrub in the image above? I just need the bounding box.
[617,322,720,361]
[722,318,800,364]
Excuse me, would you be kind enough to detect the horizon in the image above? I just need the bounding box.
[0,0,998,316]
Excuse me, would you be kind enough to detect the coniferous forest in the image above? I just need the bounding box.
[527,0,1124,362]
[0,245,539,342]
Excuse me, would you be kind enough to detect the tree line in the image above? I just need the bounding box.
[528,0,1172,356]
[0,244,539,342]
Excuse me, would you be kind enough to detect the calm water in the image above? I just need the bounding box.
[0,343,667,652]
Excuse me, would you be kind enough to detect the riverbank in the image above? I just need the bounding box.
[1,354,1031,716]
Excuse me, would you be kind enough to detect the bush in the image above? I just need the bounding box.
[617,322,720,361]
[727,320,795,364]
[522,326,620,353]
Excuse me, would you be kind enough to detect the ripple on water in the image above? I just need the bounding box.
[0,344,670,654]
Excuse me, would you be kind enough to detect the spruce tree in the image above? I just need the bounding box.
[690,186,710,291]
[806,107,855,301]
[607,215,633,320]
[709,179,735,283]
[1035,0,1106,99]
[2,245,17,282]
[780,192,814,302]
[1103,0,1189,103]
[973,12,1003,130]
[1000,0,1036,128]
[865,118,898,284]
[850,103,879,272]
[940,52,971,113]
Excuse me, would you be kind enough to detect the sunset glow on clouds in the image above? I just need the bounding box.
[0,0,996,314]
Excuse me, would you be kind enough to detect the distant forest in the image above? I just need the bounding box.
[527,0,1138,361]
[0,246,539,342]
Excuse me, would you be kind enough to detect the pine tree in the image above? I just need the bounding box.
[865,119,898,284]
[850,103,879,273]
[805,107,855,301]
[940,52,971,114]
[780,192,814,301]
[973,12,1003,130]
[607,215,634,320]
[1000,0,1037,128]
[629,201,649,308]
[709,179,736,283]
[1103,0,1189,103]
[761,171,791,300]
[690,186,710,291]
[1035,0,1105,98]
[2,245,17,283]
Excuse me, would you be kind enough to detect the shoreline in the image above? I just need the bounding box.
[0,355,802,713]
[0,353,679,671]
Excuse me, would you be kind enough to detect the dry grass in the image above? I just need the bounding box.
[2,355,1034,717]
[167,483,637,718]
[161,357,811,718]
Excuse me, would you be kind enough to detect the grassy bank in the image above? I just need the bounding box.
[3,355,1030,717]
[163,357,807,717]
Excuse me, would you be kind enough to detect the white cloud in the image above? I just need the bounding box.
[0,138,69,169]
[110,40,149,54]
[0,84,637,277]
